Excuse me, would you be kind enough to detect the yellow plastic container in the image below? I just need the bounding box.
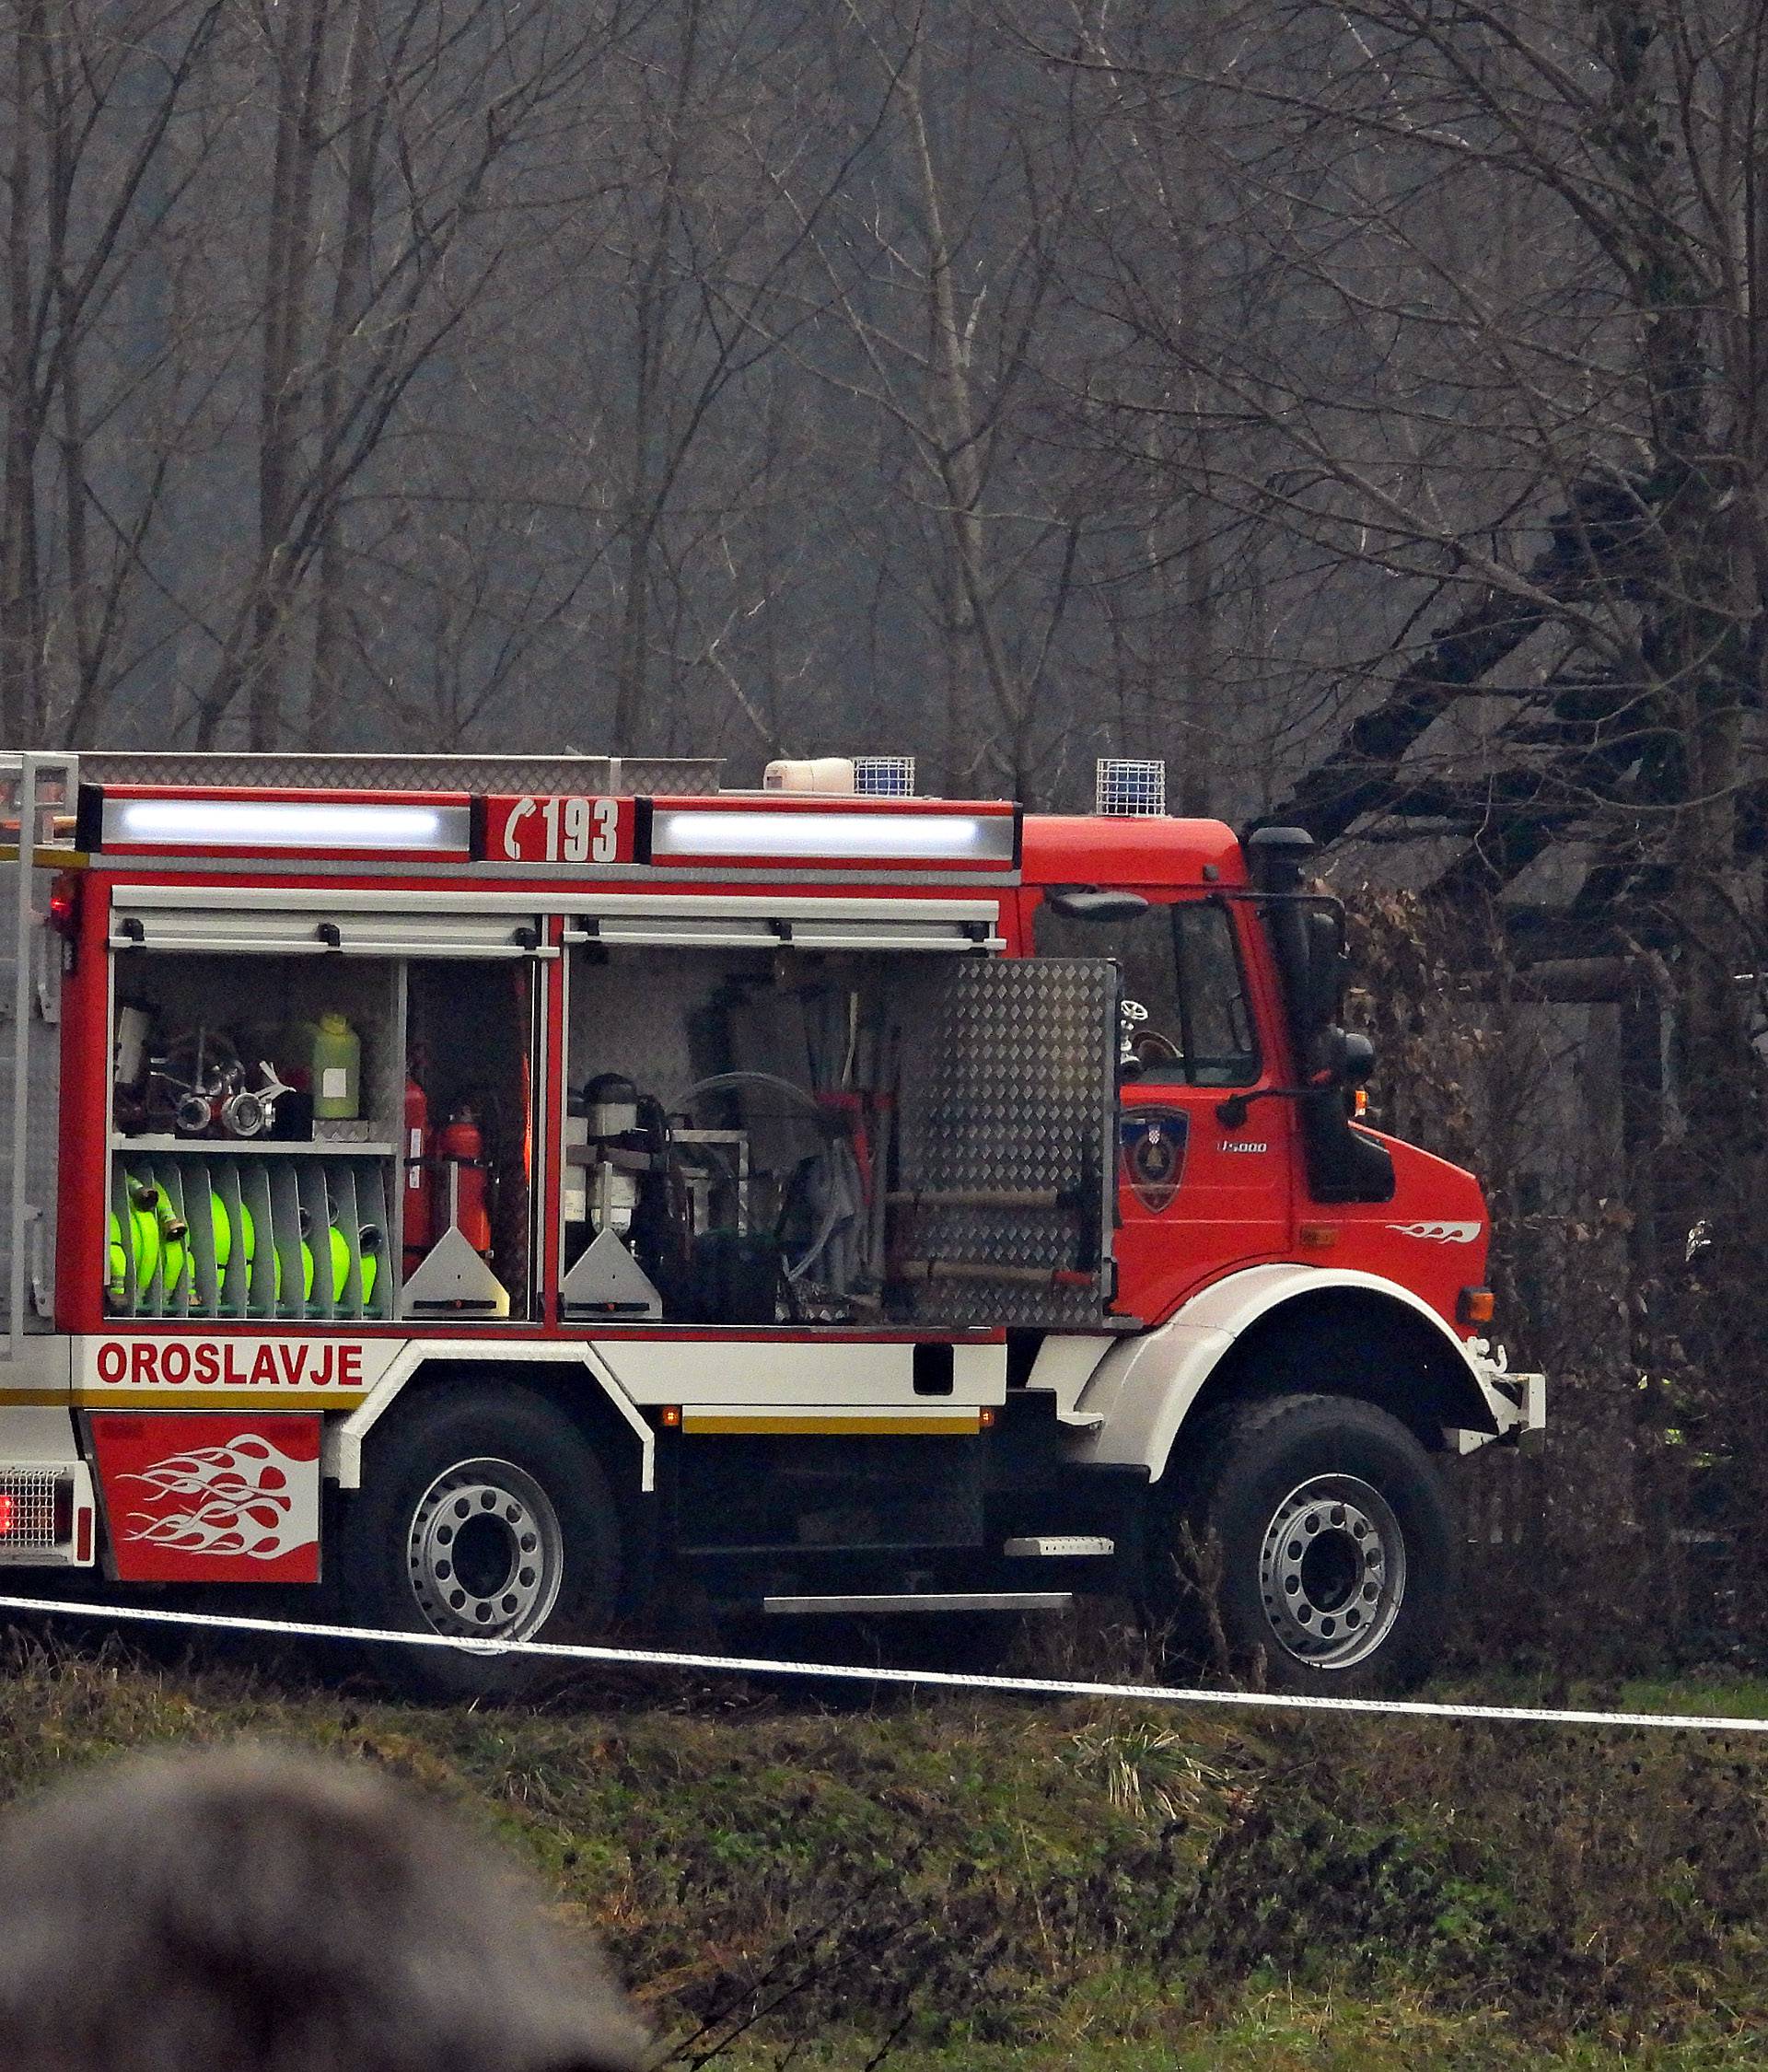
[310,1011,361,1120]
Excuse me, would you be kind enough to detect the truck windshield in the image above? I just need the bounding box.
[1033,896,1259,1087]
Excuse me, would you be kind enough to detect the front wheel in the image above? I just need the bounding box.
[1152,1394,1455,1696]
[336,1383,622,1699]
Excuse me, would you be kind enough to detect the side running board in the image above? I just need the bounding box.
[761,1591,1072,1616]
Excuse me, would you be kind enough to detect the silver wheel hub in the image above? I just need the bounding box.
[1256,1473,1405,1670]
[407,1457,563,1641]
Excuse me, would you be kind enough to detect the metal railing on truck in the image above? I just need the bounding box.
[0,753,77,1359]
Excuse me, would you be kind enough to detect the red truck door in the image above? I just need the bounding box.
[1031,892,1293,1321]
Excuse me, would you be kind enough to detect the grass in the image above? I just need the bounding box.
[4,1618,1768,2066]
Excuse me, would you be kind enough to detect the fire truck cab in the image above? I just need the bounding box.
[0,751,1541,1695]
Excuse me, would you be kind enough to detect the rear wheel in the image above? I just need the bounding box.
[336,1384,622,1699]
[1152,1393,1454,1695]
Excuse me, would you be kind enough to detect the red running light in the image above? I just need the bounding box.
[0,1491,14,1537]
[46,873,78,936]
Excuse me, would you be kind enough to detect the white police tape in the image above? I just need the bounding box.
[0,1590,1764,1734]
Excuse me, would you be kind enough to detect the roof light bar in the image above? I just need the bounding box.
[101,795,472,856]
[649,807,1015,866]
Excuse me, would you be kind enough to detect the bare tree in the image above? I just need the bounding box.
[186,0,639,750]
[760,3,1099,798]
[0,2,225,747]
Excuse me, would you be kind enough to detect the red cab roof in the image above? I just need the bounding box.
[1020,814,1246,890]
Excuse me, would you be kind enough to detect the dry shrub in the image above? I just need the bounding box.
[1179,1713,1768,2050]
[1343,888,1666,1670]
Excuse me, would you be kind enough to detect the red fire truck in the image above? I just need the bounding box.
[0,751,1541,1696]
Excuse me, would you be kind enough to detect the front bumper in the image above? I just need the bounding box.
[1445,1343,1546,1455]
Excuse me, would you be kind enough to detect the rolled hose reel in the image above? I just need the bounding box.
[104,1186,383,1312]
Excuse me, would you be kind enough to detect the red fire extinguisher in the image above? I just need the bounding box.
[402,1072,433,1275]
[439,1100,493,1258]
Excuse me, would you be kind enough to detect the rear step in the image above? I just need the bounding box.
[762,1591,1072,1616]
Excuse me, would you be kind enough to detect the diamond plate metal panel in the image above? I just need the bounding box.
[80,752,723,796]
[891,959,1118,1327]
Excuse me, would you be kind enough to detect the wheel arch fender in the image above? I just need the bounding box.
[1071,1264,1498,1484]
[323,1344,653,1493]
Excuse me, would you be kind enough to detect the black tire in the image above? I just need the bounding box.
[1150,1393,1455,1696]
[335,1383,622,1700]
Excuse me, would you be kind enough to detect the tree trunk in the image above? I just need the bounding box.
[251,0,331,751]
[308,0,378,750]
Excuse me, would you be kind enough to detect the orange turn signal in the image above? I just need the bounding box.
[660,1404,681,1427]
[1458,1287,1495,1326]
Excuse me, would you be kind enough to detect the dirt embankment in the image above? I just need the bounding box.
[2,1626,1766,2069]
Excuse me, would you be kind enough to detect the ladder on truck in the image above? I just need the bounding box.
[1,753,76,1364]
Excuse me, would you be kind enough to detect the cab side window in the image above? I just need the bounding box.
[1171,902,1259,1086]
[1032,896,1259,1088]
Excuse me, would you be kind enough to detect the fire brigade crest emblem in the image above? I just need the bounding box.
[1121,1107,1189,1212]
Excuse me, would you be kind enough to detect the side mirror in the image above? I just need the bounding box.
[1045,888,1151,923]
[1341,1030,1376,1087]
[1305,1026,1377,1088]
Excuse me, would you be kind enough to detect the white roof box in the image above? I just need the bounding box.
[763,756,856,794]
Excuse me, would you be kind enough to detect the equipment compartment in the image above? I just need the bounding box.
[561,941,1119,1330]
[401,960,534,1320]
[104,950,402,1323]
[561,945,879,1324]
[105,949,536,1324]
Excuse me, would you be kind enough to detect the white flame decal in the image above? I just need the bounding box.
[1387,1221,1482,1244]
[121,1433,316,1561]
